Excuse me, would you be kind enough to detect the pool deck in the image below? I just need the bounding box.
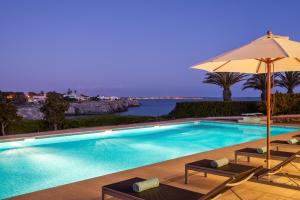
[4,119,300,200]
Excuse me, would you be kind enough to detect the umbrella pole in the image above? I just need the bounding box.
[266,60,271,169]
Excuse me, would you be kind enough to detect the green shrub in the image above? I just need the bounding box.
[271,93,300,115]
[169,94,300,119]
[8,120,48,134]
[63,115,162,129]
[168,101,259,118]
[6,115,168,135]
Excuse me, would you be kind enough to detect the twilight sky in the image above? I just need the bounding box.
[1,0,300,97]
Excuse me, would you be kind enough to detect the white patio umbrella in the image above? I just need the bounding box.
[192,31,300,168]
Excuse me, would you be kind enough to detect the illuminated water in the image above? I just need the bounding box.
[0,121,297,199]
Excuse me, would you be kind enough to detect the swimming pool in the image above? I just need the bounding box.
[0,121,298,199]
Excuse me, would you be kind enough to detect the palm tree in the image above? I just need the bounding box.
[277,72,300,94]
[243,74,278,101]
[203,72,247,101]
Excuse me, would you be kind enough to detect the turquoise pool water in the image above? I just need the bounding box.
[0,121,298,199]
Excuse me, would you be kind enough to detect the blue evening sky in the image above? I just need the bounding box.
[1,0,300,97]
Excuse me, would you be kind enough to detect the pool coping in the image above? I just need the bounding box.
[0,118,200,143]
[1,118,300,144]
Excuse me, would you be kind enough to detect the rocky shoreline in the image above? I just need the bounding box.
[66,99,140,115]
[17,99,140,120]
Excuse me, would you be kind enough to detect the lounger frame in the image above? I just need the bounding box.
[185,157,300,191]
[271,140,300,151]
[103,186,143,200]
[102,177,203,200]
[234,148,298,163]
[102,167,262,200]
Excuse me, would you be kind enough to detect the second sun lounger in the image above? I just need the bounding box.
[271,140,300,151]
[185,152,300,190]
[234,147,300,163]
[292,134,300,139]
[102,166,262,200]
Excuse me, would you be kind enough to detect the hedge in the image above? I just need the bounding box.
[169,93,300,118]
[7,115,167,135]
[63,115,165,129]
[271,93,300,115]
[168,101,259,118]
[7,120,45,134]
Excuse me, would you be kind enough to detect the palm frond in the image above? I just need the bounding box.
[277,72,300,93]
[203,72,248,88]
[242,74,278,91]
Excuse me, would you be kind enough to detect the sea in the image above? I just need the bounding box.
[119,97,260,117]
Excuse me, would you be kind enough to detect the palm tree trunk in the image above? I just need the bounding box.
[1,123,5,136]
[261,91,266,102]
[54,123,58,131]
[287,87,293,94]
[223,88,232,101]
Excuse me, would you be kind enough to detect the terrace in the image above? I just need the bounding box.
[1,119,299,200]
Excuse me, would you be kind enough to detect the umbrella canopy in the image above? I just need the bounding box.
[192,32,300,73]
[192,31,300,169]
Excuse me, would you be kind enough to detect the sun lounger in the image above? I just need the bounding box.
[238,113,273,124]
[238,117,262,124]
[185,153,300,190]
[271,140,300,151]
[185,159,260,179]
[234,147,299,163]
[241,113,263,117]
[102,166,262,200]
[238,117,272,124]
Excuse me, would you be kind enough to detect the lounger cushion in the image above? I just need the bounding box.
[133,178,160,192]
[288,138,299,144]
[210,158,229,168]
[256,147,267,154]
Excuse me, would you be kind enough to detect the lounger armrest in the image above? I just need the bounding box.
[226,172,255,187]
[199,166,263,200]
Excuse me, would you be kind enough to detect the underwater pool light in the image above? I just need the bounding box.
[104,130,113,134]
[24,137,36,142]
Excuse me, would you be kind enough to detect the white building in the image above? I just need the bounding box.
[78,95,90,101]
[27,94,46,104]
[98,96,120,100]
[63,93,90,101]
[63,93,77,100]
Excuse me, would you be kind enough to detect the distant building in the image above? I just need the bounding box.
[98,96,120,100]
[27,93,46,104]
[2,92,27,104]
[63,92,90,101]
[78,94,90,101]
[63,93,77,100]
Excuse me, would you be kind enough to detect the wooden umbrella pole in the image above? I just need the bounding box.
[266,60,271,169]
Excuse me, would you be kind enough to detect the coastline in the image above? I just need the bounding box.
[17,99,140,120]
